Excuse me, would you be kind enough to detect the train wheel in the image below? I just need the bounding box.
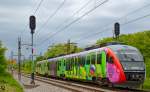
[97,80,103,86]
[108,82,114,88]
[106,78,114,88]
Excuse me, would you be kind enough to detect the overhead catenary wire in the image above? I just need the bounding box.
[35,0,66,37]
[71,3,150,42]
[35,0,92,41]
[33,0,44,15]
[20,0,44,36]
[37,0,109,47]
[74,12,150,43]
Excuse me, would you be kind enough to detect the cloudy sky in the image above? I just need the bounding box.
[0,0,150,58]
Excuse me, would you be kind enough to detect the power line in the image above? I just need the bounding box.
[35,0,66,37]
[20,0,44,36]
[72,3,150,42]
[37,0,109,47]
[116,2,150,21]
[74,12,150,43]
[33,0,44,15]
[35,0,92,41]
[122,13,150,25]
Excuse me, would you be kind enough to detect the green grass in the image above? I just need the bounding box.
[143,78,150,90]
[143,58,150,90]
[0,72,23,92]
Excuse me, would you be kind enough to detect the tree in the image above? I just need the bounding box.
[44,43,83,59]
[0,41,7,73]
[97,31,150,61]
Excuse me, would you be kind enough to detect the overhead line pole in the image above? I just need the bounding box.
[66,39,77,54]
[18,37,21,81]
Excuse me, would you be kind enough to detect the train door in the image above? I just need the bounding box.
[70,57,74,79]
[106,54,119,83]
[76,56,80,79]
[90,53,96,81]
[75,56,78,79]
[73,57,75,78]
[45,61,48,75]
[95,51,106,84]
[65,58,69,78]
[59,58,65,78]
[101,51,106,78]
[85,54,91,80]
[47,62,50,76]
[57,60,60,77]
[95,52,102,79]
[80,56,86,80]
[61,59,65,77]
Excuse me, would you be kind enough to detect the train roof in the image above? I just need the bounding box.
[37,47,105,64]
[106,44,138,52]
[37,44,138,64]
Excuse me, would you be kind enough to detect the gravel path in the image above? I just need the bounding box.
[13,73,71,92]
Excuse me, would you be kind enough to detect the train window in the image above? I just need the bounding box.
[116,50,143,62]
[69,59,71,70]
[81,56,85,66]
[57,62,59,70]
[59,61,61,66]
[67,60,69,70]
[66,60,69,71]
[97,53,102,64]
[75,57,78,66]
[78,56,81,65]
[47,62,50,70]
[80,56,83,66]
[86,55,90,65]
[73,57,75,66]
[64,59,66,66]
[70,58,72,70]
[91,54,96,64]
[75,57,77,66]
[68,59,70,70]
[108,57,113,64]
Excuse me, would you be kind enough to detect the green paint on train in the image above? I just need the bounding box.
[36,49,107,82]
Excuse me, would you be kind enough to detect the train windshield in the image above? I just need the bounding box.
[116,50,143,62]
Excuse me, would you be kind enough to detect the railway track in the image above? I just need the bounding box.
[22,74,148,92]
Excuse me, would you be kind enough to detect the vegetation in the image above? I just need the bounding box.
[43,43,83,59]
[22,30,150,90]
[97,30,150,90]
[0,41,23,92]
[22,43,83,73]
[22,60,32,74]
[0,72,23,92]
[35,43,83,62]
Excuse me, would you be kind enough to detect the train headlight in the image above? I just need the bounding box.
[124,67,127,70]
[139,67,144,70]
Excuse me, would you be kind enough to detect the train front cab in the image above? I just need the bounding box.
[106,45,146,88]
[106,48,126,85]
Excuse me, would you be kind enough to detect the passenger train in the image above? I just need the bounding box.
[36,43,146,88]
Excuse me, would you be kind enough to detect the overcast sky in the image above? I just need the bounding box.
[0,0,150,59]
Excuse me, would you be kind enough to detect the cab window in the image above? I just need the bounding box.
[107,56,113,64]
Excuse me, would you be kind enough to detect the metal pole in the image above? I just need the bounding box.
[18,37,21,81]
[31,32,35,85]
[29,15,36,85]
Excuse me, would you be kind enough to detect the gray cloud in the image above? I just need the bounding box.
[0,0,149,58]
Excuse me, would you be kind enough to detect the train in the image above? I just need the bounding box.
[36,42,146,88]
